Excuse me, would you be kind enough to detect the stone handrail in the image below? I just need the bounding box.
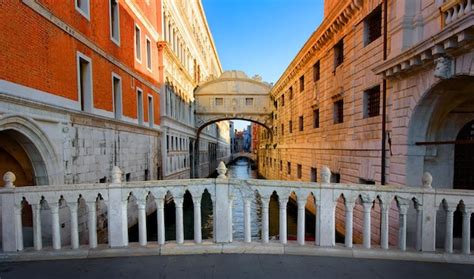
[441,0,473,27]
[1,165,474,259]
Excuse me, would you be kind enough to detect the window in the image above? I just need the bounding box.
[299,116,304,131]
[246,98,254,106]
[281,124,284,136]
[109,0,120,44]
[148,95,154,128]
[359,178,376,185]
[75,0,90,20]
[289,120,293,133]
[331,173,341,183]
[311,167,317,182]
[313,61,320,82]
[287,162,291,175]
[297,164,302,179]
[334,39,344,69]
[299,75,305,92]
[146,37,152,70]
[289,86,293,100]
[313,109,319,128]
[333,100,344,124]
[135,25,141,62]
[166,135,170,152]
[112,74,122,120]
[364,85,381,118]
[364,5,382,46]
[281,94,285,106]
[77,53,93,113]
[137,89,144,125]
[215,98,223,106]
[280,160,283,172]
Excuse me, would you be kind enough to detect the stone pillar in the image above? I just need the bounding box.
[344,202,355,248]
[107,166,128,248]
[261,197,270,243]
[297,199,306,246]
[175,198,184,244]
[215,163,231,243]
[420,191,437,252]
[279,197,288,244]
[228,196,234,243]
[69,203,79,249]
[1,172,23,252]
[462,207,472,255]
[156,198,165,245]
[397,199,409,251]
[380,203,390,250]
[444,207,454,253]
[137,200,147,246]
[50,203,61,250]
[318,167,335,246]
[87,201,97,249]
[415,204,423,251]
[193,196,202,244]
[32,203,42,251]
[244,199,252,243]
[362,198,372,249]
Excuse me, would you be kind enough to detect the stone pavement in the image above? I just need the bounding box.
[0,254,473,279]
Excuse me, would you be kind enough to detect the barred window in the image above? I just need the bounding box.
[281,124,284,136]
[289,86,293,100]
[297,164,302,179]
[313,109,320,128]
[299,116,304,131]
[281,94,285,106]
[364,5,382,46]
[289,120,293,133]
[311,167,317,182]
[334,100,344,124]
[299,75,305,92]
[364,86,381,118]
[334,39,344,69]
[313,60,320,82]
[246,98,254,106]
[287,162,291,175]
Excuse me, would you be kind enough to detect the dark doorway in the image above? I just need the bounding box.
[453,120,474,189]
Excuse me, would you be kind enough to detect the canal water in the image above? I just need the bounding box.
[129,158,315,242]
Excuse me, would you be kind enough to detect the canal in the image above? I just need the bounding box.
[129,158,315,242]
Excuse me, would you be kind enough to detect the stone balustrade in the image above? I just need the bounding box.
[1,164,474,260]
[442,0,473,27]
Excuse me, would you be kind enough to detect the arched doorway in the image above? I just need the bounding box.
[453,120,474,189]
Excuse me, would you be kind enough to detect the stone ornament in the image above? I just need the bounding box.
[216,161,228,178]
[434,56,453,79]
[111,166,123,183]
[422,172,433,188]
[3,171,16,188]
[321,166,331,183]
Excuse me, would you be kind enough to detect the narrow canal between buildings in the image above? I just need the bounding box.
[129,158,316,242]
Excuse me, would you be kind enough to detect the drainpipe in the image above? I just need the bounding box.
[381,0,388,185]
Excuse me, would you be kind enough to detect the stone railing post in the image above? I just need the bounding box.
[420,172,437,252]
[107,166,128,248]
[2,172,23,252]
[215,162,231,243]
[317,166,336,246]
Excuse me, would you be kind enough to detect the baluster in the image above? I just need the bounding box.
[462,208,472,255]
[137,199,147,246]
[87,201,97,248]
[14,204,24,251]
[380,202,390,250]
[50,203,61,250]
[244,199,252,243]
[156,199,165,245]
[397,201,409,251]
[69,202,79,249]
[122,200,129,246]
[446,9,452,24]
[444,207,454,253]
[32,203,42,250]
[297,199,306,246]
[228,196,234,243]
[315,198,321,246]
[415,204,423,251]
[279,197,288,244]
[345,201,355,248]
[361,199,372,249]
[213,200,217,242]
[193,196,202,244]
[467,0,473,13]
[453,5,459,21]
[175,198,184,244]
[261,197,270,243]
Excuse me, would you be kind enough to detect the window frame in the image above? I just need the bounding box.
[109,0,120,45]
[146,36,152,71]
[363,5,382,47]
[313,60,320,82]
[76,51,93,113]
[334,39,344,70]
[148,94,154,128]
[135,24,142,63]
[111,72,122,120]
[333,99,344,124]
[136,87,144,125]
[75,0,90,20]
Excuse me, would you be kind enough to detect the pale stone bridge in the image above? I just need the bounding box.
[1,164,474,265]
[231,152,256,162]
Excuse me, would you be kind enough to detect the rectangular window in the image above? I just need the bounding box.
[299,116,304,131]
[359,178,376,185]
[280,160,283,172]
[334,39,344,69]
[148,95,154,128]
[281,94,285,106]
[109,0,120,44]
[287,162,291,175]
[311,167,317,182]
[364,5,382,46]
[299,75,305,92]
[281,124,284,136]
[215,98,223,106]
[289,86,293,100]
[246,98,254,106]
[333,100,344,124]
[75,0,90,19]
[112,74,122,120]
[364,85,381,118]
[313,109,320,128]
[146,37,152,70]
[137,89,144,125]
[331,173,341,183]
[297,164,302,179]
[289,120,293,133]
[313,60,320,82]
[135,25,141,62]
[77,53,93,113]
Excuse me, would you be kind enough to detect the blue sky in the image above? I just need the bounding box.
[202,0,324,130]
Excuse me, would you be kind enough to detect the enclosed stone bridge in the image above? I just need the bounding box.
[194,71,273,133]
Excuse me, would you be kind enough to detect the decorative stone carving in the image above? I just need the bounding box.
[321,166,331,183]
[3,171,16,188]
[434,56,453,79]
[216,161,227,179]
[422,172,433,188]
[111,166,123,184]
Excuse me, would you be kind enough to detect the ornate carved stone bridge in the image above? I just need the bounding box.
[1,165,474,264]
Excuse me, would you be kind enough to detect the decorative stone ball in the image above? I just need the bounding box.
[321,166,331,183]
[422,172,433,189]
[3,171,16,188]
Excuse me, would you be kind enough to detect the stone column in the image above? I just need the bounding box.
[279,197,288,244]
[87,201,97,249]
[244,199,252,243]
[228,197,234,243]
[69,203,79,249]
[344,202,355,248]
[32,203,42,251]
[215,163,231,243]
[175,198,184,244]
[397,200,409,251]
[156,198,165,245]
[318,167,336,246]
[14,204,23,251]
[297,199,306,246]
[315,197,322,246]
[462,208,472,255]
[137,200,147,246]
[444,207,454,253]
[380,203,390,250]
[362,199,372,249]
[415,204,423,251]
[420,191,437,252]
[50,203,61,250]
[1,172,24,252]
[107,166,128,248]
[261,197,270,243]
[193,196,202,244]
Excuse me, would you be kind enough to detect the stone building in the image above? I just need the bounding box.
[257,0,474,246]
[159,0,231,179]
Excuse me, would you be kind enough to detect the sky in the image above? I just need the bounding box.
[201,0,325,130]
